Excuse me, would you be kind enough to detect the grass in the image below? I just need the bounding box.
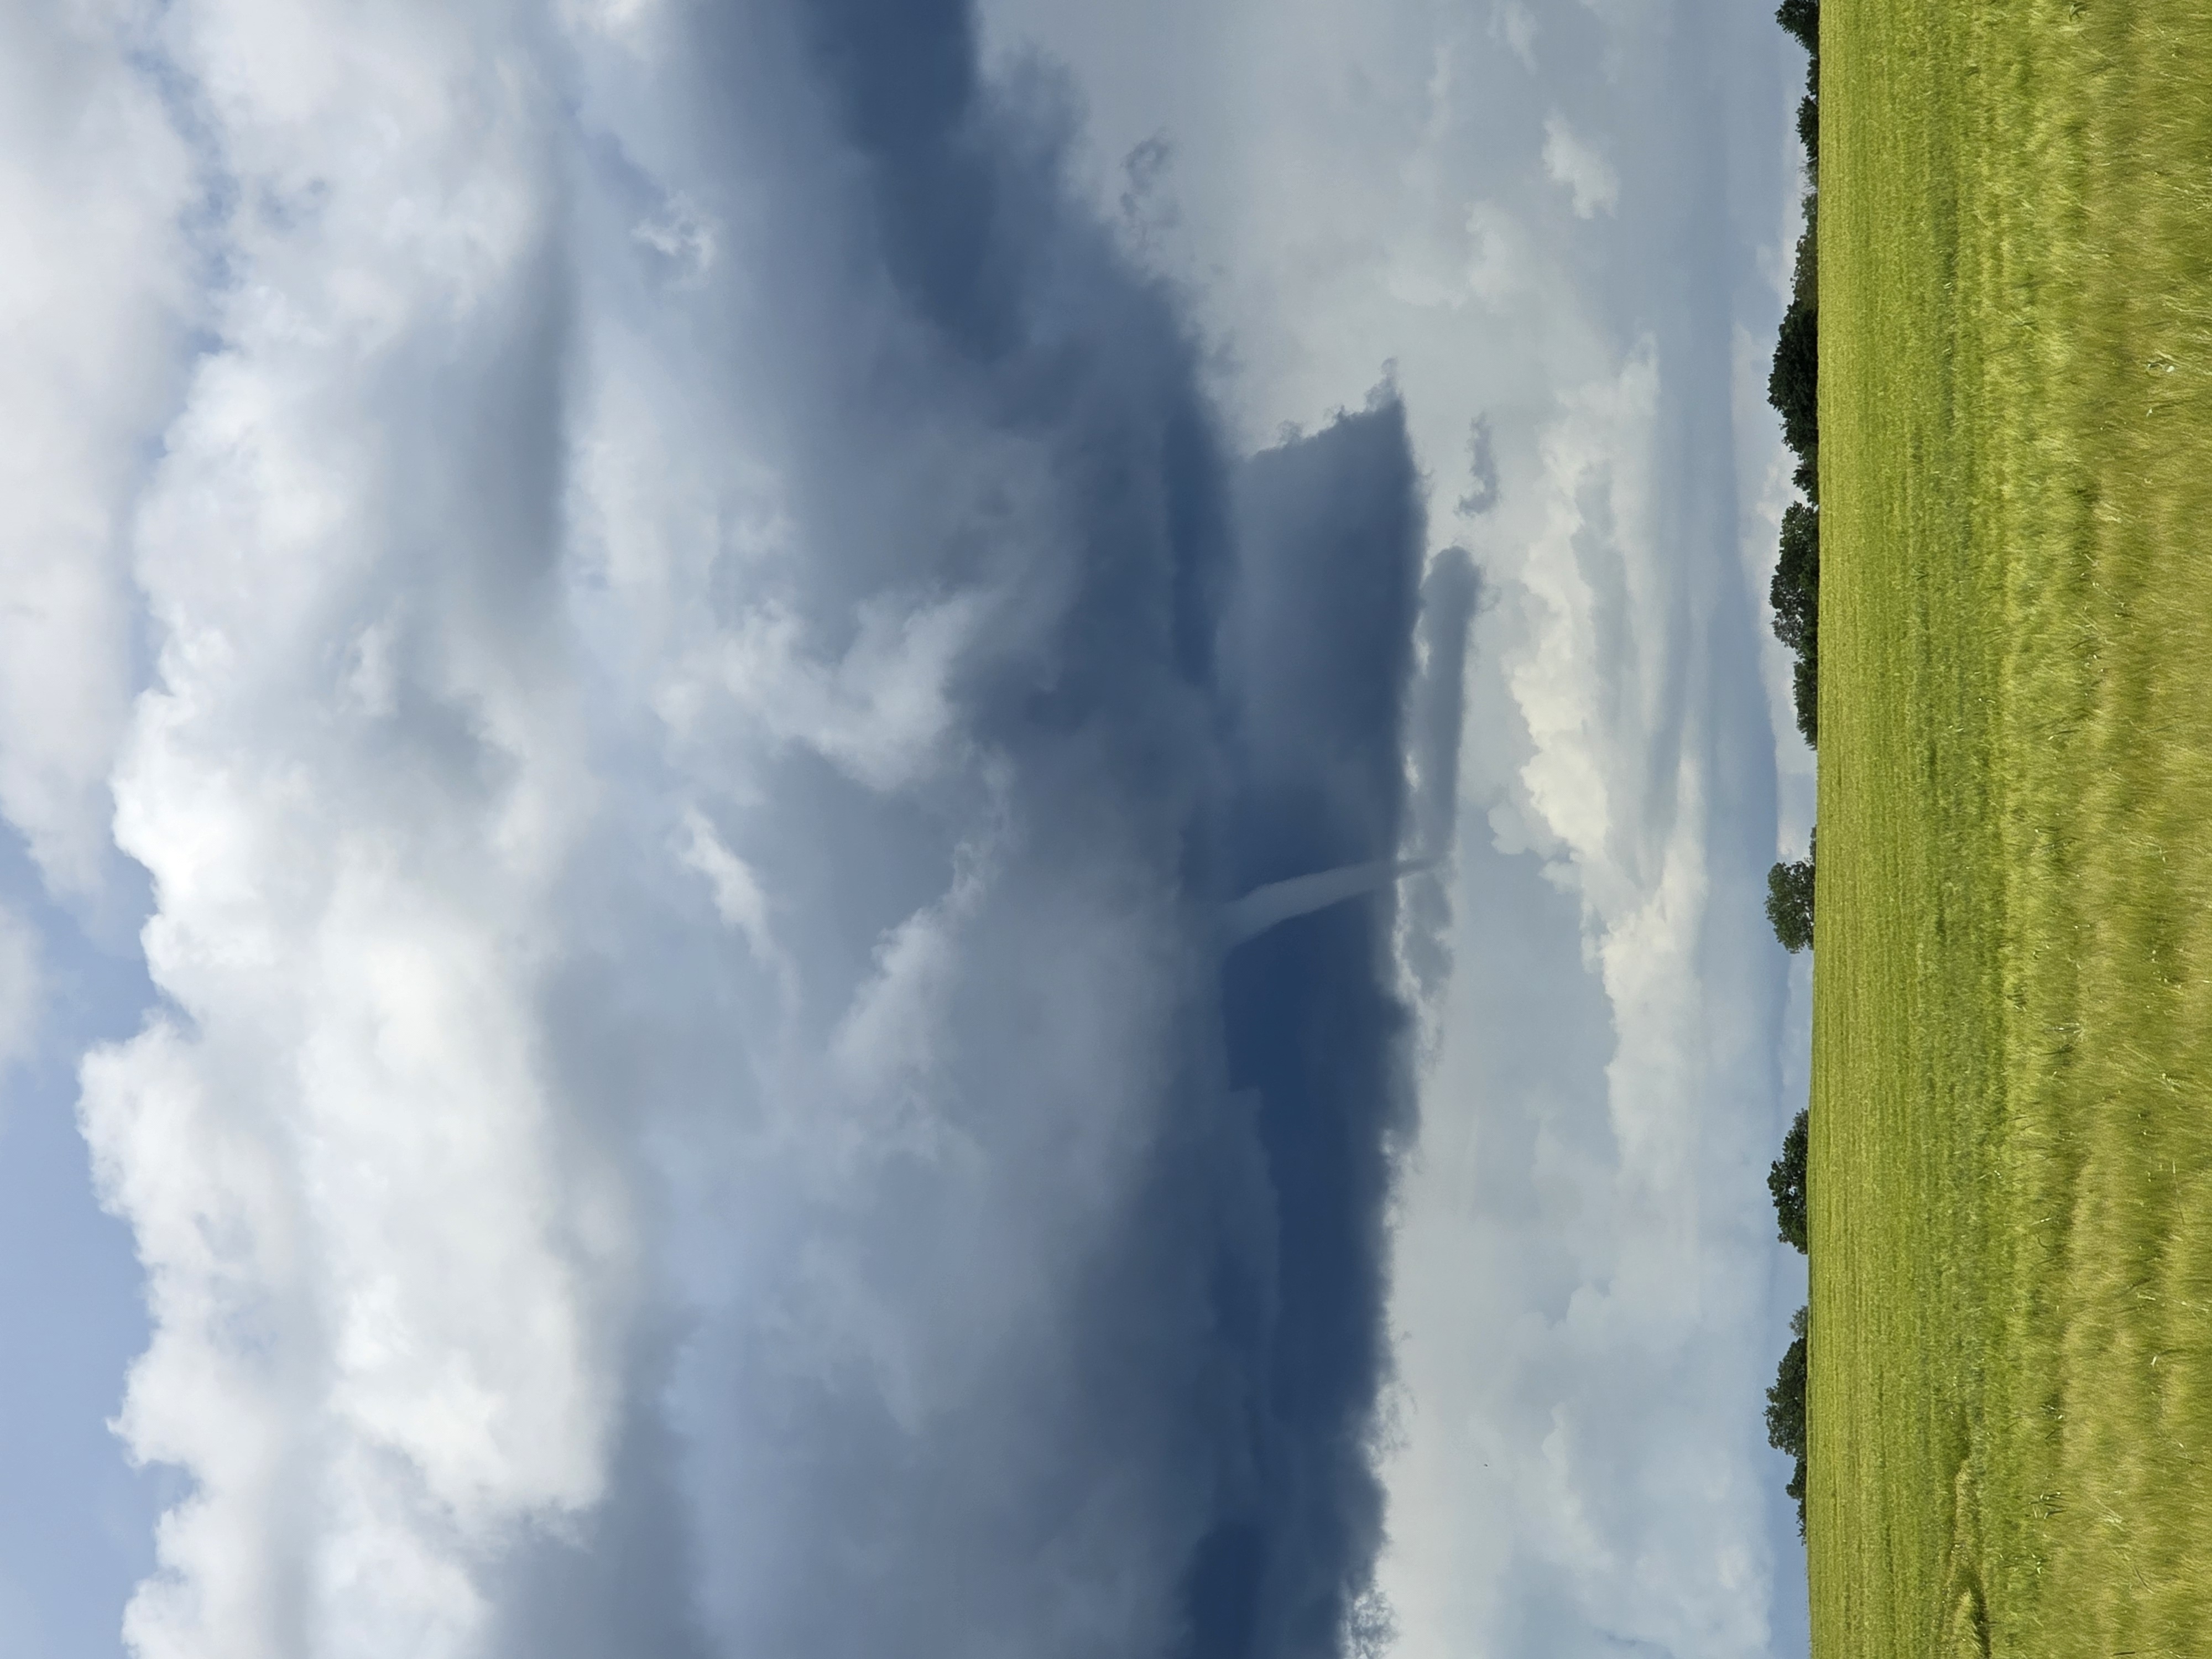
[1811,3,2212,1656]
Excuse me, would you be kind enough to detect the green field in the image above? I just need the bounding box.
[1812,3,2212,1655]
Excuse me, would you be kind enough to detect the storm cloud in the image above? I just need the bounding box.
[53,1,1463,1655]
[0,0,1822,1655]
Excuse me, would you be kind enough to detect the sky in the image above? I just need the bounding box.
[0,2,1815,1656]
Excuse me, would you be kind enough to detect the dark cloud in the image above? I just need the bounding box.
[1200,404,1430,1659]
[513,2,1465,1654]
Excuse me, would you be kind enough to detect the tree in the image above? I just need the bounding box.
[1769,1107,1809,1252]
[1766,836,1815,952]
[1776,2,1820,169]
[1776,0,1819,56]
[1768,299,1819,461]
[1772,1,1822,484]
[1767,1304,1809,1537]
[1790,195,1818,311]
[1770,502,1820,746]
[1791,645,1819,748]
[1770,504,1819,654]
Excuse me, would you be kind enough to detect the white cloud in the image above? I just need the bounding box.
[679,590,990,794]
[1542,112,1619,219]
[0,1,196,907]
[77,6,633,1656]
[675,806,784,974]
[1502,340,1661,906]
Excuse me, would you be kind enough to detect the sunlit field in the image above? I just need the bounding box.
[1813,3,2212,1655]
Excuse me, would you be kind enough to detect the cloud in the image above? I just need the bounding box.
[1541,113,1619,220]
[951,3,1815,1656]
[77,6,630,1656]
[28,2,1823,1658]
[69,3,1465,1657]
[0,1,197,911]
[1492,2,1539,72]
[1401,547,1481,1007]
[1456,417,1501,517]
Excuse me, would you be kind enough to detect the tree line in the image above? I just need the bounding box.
[1770,0,1820,753]
[1762,0,1819,1542]
[1767,1108,1809,1535]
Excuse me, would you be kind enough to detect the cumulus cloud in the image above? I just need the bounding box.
[62,2,1466,1657]
[79,11,632,1653]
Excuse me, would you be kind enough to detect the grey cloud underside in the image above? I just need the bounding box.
[502,2,1467,1656]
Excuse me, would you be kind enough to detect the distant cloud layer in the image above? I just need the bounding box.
[23,1,1466,1655]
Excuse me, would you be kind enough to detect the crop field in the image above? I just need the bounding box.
[1812,3,2212,1656]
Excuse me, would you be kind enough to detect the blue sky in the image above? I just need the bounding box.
[0,2,1814,1655]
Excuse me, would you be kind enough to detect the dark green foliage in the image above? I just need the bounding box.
[1775,0,1818,56]
[1773,0,1822,461]
[1767,838,1815,952]
[1770,502,1819,654]
[1772,500,1821,744]
[1792,648,1819,747]
[1770,1107,1809,1251]
[1767,1305,1809,1537]
[1768,300,1819,460]
[1771,108,1820,733]
[1790,195,1818,309]
[1777,1,1821,171]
